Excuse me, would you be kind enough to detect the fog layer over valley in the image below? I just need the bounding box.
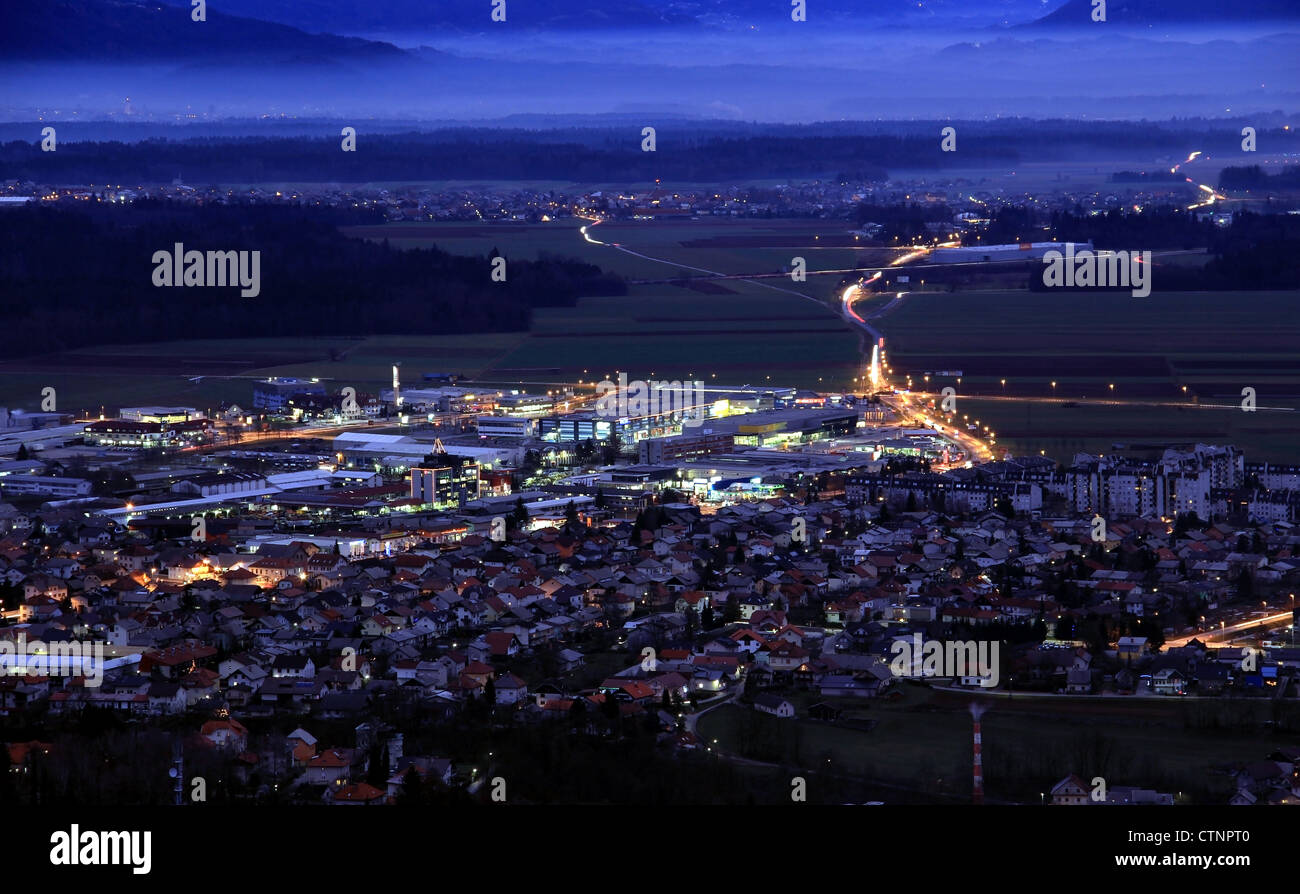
[2,0,1297,122]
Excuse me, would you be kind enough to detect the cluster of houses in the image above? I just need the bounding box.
[1051,747,1300,806]
[2,464,1300,803]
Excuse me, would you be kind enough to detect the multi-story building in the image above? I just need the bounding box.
[1068,444,1242,520]
[476,416,536,439]
[83,419,212,448]
[639,432,735,464]
[410,454,481,508]
[845,473,1041,514]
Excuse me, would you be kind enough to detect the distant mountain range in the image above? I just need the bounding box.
[1027,0,1300,26]
[2,0,410,62]
[7,0,1296,67]
[3,0,1295,122]
[141,0,1058,34]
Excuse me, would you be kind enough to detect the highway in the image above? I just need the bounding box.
[840,279,996,464]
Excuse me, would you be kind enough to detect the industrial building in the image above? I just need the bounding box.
[929,241,1094,264]
[0,475,94,497]
[253,377,326,411]
[475,416,537,439]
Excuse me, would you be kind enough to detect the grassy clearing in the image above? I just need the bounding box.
[698,684,1280,803]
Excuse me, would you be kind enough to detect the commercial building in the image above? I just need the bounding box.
[639,432,735,464]
[253,378,326,411]
[410,454,481,508]
[120,407,204,424]
[493,393,555,416]
[84,418,212,448]
[539,413,614,444]
[476,416,536,439]
[702,408,858,448]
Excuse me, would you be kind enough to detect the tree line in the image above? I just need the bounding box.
[0,202,625,357]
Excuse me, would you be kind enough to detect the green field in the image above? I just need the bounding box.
[481,283,860,389]
[0,219,871,411]
[699,685,1287,803]
[876,289,1300,462]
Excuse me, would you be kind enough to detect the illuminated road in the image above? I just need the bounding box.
[1171,149,1228,210]
[908,391,1295,413]
[1165,611,1295,649]
[839,279,996,464]
[580,216,829,307]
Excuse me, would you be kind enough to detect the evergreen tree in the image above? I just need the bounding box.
[366,742,389,787]
[509,497,529,531]
[396,766,423,805]
[568,696,587,732]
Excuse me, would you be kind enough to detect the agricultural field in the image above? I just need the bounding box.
[875,289,1300,463]
[337,218,874,390]
[342,217,903,283]
[483,282,861,390]
[0,333,528,415]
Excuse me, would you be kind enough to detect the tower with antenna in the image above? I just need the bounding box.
[970,702,985,805]
[169,739,185,806]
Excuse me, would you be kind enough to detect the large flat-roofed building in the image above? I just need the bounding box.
[539,413,614,444]
[0,408,71,431]
[929,241,1093,264]
[253,378,326,411]
[476,416,537,439]
[699,408,858,447]
[0,475,93,497]
[335,432,520,470]
[493,393,555,416]
[84,418,212,448]
[639,432,735,464]
[170,471,269,498]
[120,406,204,424]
